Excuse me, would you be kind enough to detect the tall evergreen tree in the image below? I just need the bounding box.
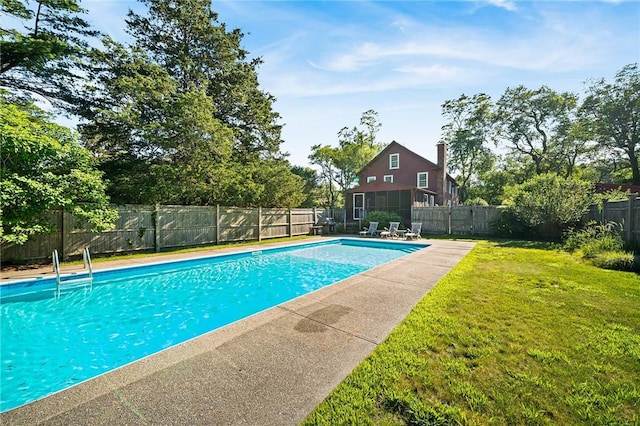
[125,0,283,161]
[0,0,99,109]
[81,0,303,206]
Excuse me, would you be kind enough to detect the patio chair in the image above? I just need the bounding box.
[380,222,400,239]
[359,221,379,237]
[405,222,422,240]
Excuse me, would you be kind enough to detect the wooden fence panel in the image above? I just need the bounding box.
[291,209,317,235]
[218,207,258,242]
[451,207,472,234]
[159,205,216,249]
[413,205,501,236]
[68,205,156,256]
[470,206,502,235]
[412,207,449,234]
[585,196,640,248]
[1,210,62,262]
[261,208,289,239]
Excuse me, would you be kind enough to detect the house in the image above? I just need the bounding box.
[345,141,459,225]
[594,182,640,195]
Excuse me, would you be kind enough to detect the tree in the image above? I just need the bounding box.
[0,97,117,244]
[80,0,304,206]
[308,144,342,210]
[440,93,496,202]
[291,166,323,208]
[582,63,640,184]
[309,110,383,209]
[495,85,581,176]
[124,0,283,162]
[0,0,99,109]
[81,40,235,205]
[503,173,593,240]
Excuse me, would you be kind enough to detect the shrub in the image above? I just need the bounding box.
[563,221,637,272]
[464,197,489,206]
[362,211,403,230]
[503,174,593,240]
[491,208,530,238]
[590,251,638,272]
[563,222,624,256]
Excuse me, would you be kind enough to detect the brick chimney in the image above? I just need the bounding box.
[437,142,447,205]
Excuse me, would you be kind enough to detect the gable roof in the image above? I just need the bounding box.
[358,140,440,175]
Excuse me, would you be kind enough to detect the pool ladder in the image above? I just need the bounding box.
[53,248,94,298]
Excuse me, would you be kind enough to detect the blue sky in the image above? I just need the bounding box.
[84,0,639,167]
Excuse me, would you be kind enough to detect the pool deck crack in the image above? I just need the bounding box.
[277,305,381,346]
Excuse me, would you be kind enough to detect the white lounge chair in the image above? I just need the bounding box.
[405,222,422,240]
[380,222,400,239]
[359,221,379,237]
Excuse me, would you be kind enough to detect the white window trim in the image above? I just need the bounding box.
[367,176,376,183]
[417,172,428,188]
[353,193,365,220]
[389,153,399,170]
[383,175,393,183]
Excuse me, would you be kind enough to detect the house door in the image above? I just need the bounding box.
[353,193,364,220]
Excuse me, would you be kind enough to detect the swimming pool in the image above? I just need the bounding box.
[0,238,427,412]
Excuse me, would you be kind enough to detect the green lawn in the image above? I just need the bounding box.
[302,240,640,425]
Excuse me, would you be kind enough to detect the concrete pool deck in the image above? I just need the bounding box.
[1,237,476,425]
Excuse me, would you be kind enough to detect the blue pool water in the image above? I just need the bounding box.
[0,238,426,412]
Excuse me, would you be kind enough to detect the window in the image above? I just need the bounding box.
[383,175,393,183]
[353,193,364,219]
[367,176,376,183]
[389,153,399,169]
[417,172,428,188]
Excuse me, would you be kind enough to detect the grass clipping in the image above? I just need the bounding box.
[302,241,640,425]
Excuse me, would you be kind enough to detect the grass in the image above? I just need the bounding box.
[302,240,640,425]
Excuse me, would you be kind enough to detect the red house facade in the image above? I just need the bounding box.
[345,141,459,224]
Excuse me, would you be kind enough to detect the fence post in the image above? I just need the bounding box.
[258,207,262,242]
[626,195,634,245]
[61,209,67,259]
[154,203,160,252]
[216,205,220,244]
[288,208,293,237]
[448,205,452,235]
[471,206,475,235]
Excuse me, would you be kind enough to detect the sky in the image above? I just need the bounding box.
[83,0,639,167]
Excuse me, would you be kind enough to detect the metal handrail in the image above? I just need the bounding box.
[54,248,93,298]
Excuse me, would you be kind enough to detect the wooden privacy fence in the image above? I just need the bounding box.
[1,205,326,262]
[411,205,502,236]
[585,195,640,248]
[412,196,640,248]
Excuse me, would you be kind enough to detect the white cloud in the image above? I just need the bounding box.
[484,0,518,12]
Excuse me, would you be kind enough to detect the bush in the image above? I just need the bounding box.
[362,211,403,230]
[563,222,637,272]
[564,221,625,255]
[503,174,593,240]
[464,197,489,206]
[590,251,638,272]
[491,208,530,238]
